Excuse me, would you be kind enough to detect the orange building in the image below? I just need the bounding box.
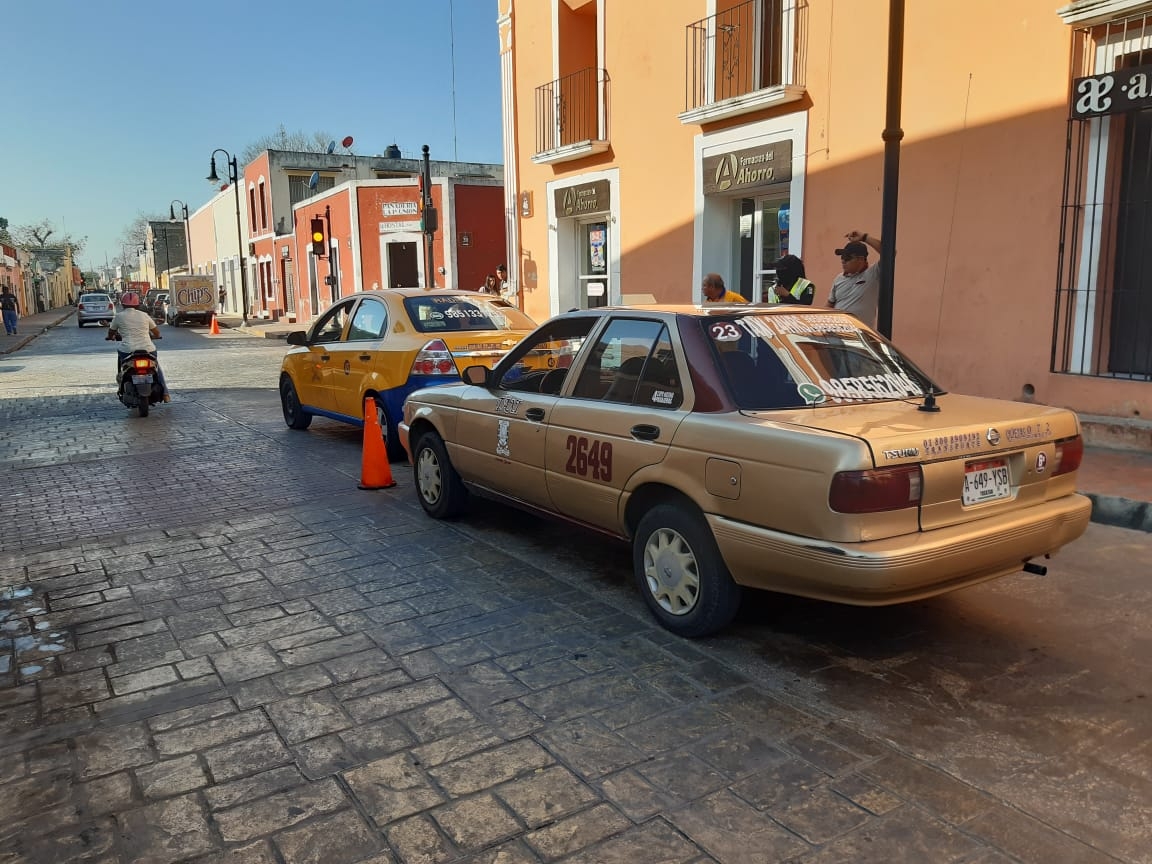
[500,0,1152,422]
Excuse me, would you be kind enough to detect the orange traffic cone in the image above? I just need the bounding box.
[209,314,221,335]
[358,397,396,490]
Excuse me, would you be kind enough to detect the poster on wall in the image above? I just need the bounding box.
[588,225,607,275]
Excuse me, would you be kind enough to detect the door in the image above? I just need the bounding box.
[453,316,598,508]
[295,299,354,413]
[308,252,320,316]
[283,258,296,316]
[753,193,789,302]
[386,241,420,289]
[547,318,686,530]
[329,296,390,418]
[578,220,609,308]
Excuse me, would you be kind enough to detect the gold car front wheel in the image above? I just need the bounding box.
[634,504,741,638]
[413,432,467,519]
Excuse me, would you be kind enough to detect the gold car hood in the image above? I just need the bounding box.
[747,394,1080,464]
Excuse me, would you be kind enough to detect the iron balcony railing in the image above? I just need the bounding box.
[685,0,805,112]
[535,67,610,155]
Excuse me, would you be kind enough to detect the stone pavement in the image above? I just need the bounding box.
[1,305,77,355]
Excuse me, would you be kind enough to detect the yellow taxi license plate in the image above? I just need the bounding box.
[962,460,1010,505]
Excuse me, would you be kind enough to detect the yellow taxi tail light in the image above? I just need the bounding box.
[829,464,923,514]
[411,339,459,376]
[1051,435,1084,477]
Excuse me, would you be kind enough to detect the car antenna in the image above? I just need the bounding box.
[918,389,940,413]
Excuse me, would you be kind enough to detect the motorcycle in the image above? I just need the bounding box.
[106,332,165,417]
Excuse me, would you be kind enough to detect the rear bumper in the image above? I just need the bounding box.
[708,493,1092,605]
[398,422,412,464]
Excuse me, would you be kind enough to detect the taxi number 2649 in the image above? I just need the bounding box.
[565,435,613,482]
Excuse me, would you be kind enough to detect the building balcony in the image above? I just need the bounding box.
[681,0,807,125]
[533,67,611,165]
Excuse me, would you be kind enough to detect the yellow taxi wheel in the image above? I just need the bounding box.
[633,503,741,638]
[413,432,467,519]
[279,376,312,430]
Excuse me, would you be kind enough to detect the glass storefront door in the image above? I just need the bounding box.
[730,192,790,302]
[578,220,609,308]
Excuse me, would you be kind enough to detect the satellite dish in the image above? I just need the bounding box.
[326,140,337,154]
[341,135,354,148]
[308,171,319,189]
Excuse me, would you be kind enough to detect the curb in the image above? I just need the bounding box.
[1,310,76,355]
[1085,492,1152,533]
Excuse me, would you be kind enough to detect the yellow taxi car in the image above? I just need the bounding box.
[399,306,1091,637]
[279,289,536,457]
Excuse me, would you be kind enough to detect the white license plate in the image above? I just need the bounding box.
[131,375,153,384]
[962,460,1010,505]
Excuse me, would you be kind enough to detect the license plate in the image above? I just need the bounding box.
[131,375,153,384]
[962,460,1010,505]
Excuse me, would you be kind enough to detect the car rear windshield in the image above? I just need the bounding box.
[403,295,535,333]
[703,312,940,410]
[80,294,110,303]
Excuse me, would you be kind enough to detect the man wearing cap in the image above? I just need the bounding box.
[829,231,882,327]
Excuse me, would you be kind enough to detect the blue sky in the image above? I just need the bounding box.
[3,1,504,271]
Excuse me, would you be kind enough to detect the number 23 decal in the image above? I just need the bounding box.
[565,435,612,482]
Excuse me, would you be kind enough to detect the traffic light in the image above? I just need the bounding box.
[421,206,438,234]
[310,218,326,257]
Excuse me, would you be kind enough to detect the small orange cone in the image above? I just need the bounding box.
[209,314,221,335]
[358,397,396,490]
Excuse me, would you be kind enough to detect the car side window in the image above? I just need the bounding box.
[572,319,674,406]
[311,303,351,344]
[495,317,596,393]
[348,298,388,341]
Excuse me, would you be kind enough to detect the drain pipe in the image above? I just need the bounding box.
[878,0,905,339]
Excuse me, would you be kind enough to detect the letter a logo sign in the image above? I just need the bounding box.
[714,154,738,192]
[562,188,577,216]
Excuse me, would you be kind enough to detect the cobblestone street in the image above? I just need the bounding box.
[1,320,1149,864]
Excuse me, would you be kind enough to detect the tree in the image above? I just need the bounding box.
[0,217,11,246]
[118,212,165,254]
[12,219,87,258]
[240,124,335,167]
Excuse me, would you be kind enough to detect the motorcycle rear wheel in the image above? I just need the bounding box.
[138,401,149,417]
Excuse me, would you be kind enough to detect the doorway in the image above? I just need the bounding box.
[385,240,420,289]
[732,193,789,302]
[1109,106,1152,376]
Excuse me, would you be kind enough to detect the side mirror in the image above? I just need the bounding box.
[286,330,308,346]
[463,365,490,387]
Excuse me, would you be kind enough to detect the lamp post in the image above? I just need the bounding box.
[170,199,191,279]
[207,148,249,323]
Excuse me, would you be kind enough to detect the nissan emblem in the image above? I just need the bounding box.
[986,427,1000,446]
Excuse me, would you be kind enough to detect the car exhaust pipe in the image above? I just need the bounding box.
[1022,561,1047,576]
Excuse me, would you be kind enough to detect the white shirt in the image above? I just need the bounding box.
[110,308,156,353]
[829,262,880,327]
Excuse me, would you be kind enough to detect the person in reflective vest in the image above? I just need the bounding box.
[767,254,815,305]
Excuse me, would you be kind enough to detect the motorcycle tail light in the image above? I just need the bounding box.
[133,358,152,371]
[411,340,458,377]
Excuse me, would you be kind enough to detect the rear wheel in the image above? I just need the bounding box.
[633,503,742,638]
[373,397,406,462]
[279,376,312,430]
[138,400,149,418]
[413,431,467,519]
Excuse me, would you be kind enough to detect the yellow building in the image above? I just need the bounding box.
[500,0,1152,422]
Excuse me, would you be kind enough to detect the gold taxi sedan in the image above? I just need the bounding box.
[399,306,1091,638]
[279,289,536,458]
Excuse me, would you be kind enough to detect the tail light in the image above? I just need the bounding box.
[1051,435,1084,477]
[830,464,923,514]
[78,304,85,310]
[133,358,152,371]
[411,339,458,376]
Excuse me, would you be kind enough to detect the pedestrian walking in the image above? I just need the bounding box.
[828,231,882,327]
[218,287,227,312]
[1,285,19,336]
[767,254,815,305]
[701,273,747,304]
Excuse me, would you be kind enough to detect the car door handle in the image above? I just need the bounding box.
[320,354,330,362]
[525,407,546,422]
[359,354,372,361]
[631,424,661,441]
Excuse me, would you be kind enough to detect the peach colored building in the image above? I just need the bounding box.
[500,0,1152,422]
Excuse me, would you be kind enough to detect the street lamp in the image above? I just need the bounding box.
[207,148,250,323]
[170,199,191,279]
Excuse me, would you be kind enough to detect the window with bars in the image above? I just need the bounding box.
[1055,10,1152,380]
[288,175,335,206]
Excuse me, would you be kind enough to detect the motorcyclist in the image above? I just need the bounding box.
[105,291,170,402]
